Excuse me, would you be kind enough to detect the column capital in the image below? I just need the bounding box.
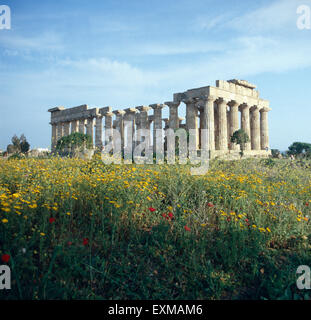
[239,103,249,111]
[181,97,195,105]
[113,110,126,116]
[150,103,165,109]
[165,101,180,108]
[228,100,240,108]
[136,105,152,112]
[260,106,271,112]
[105,112,114,118]
[250,105,260,112]
[124,107,138,114]
[99,106,112,115]
[217,97,229,105]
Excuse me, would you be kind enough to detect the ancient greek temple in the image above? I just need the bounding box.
[48,79,271,159]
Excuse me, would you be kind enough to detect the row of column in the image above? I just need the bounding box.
[171,96,270,151]
[51,97,270,152]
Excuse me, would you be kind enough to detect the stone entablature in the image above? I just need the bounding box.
[48,80,272,159]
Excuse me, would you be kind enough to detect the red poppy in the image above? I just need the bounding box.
[245,218,249,222]
[148,207,156,212]
[207,202,214,208]
[162,213,167,218]
[67,241,73,246]
[49,217,56,224]
[184,225,191,231]
[227,217,231,222]
[83,238,89,246]
[1,254,10,263]
[168,212,174,219]
[305,202,309,206]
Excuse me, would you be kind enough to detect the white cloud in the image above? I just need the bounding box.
[0,32,64,52]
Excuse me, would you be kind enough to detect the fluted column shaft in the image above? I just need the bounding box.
[185,99,199,149]
[260,107,270,150]
[240,104,251,150]
[250,106,260,150]
[151,104,164,153]
[95,116,103,150]
[86,118,94,146]
[105,112,114,144]
[78,119,85,134]
[56,122,63,141]
[71,120,78,133]
[114,110,125,151]
[207,97,215,151]
[51,124,57,151]
[165,102,180,130]
[218,98,228,150]
[63,122,70,137]
[229,101,239,150]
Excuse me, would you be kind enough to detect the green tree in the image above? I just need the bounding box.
[288,142,311,158]
[7,134,30,154]
[56,132,93,157]
[230,129,250,158]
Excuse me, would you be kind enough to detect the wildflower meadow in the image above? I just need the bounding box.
[1,156,311,299]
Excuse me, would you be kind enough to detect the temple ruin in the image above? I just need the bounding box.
[48,79,271,159]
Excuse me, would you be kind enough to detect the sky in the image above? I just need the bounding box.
[0,0,311,151]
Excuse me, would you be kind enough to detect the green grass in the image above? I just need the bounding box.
[0,157,311,300]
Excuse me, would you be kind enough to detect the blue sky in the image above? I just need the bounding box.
[0,0,311,151]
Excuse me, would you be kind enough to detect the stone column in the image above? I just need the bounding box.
[250,106,260,150]
[136,106,151,146]
[185,98,199,149]
[78,119,85,134]
[206,96,215,151]
[71,120,79,133]
[63,122,70,137]
[104,112,114,145]
[217,98,229,150]
[214,102,219,150]
[228,101,239,150]
[86,118,94,147]
[124,108,138,151]
[151,104,164,154]
[95,115,103,150]
[56,122,63,141]
[260,107,270,150]
[113,110,126,151]
[239,103,251,150]
[51,123,57,152]
[165,101,180,130]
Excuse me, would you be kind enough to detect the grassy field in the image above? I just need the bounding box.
[1,156,311,300]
